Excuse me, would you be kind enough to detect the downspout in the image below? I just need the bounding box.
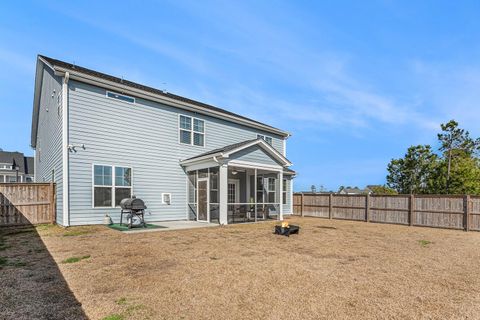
[62,72,70,226]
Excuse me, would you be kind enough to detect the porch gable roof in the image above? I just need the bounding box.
[180,139,293,167]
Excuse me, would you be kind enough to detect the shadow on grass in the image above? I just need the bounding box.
[0,224,87,320]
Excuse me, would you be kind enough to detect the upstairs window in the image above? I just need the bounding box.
[106,91,135,104]
[179,115,205,147]
[257,134,273,146]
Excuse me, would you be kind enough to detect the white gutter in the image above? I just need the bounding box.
[53,67,290,138]
[62,72,70,227]
[179,152,225,165]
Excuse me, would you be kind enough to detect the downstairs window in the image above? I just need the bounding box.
[93,165,132,208]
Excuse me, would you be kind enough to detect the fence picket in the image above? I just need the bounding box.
[293,193,478,231]
[0,183,56,227]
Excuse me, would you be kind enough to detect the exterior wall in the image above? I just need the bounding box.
[67,80,288,225]
[228,145,280,166]
[34,65,63,223]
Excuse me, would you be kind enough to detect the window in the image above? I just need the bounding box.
[282,179,287,205]
[26,176,33,183]
[179,115,205,146]
[7,176,17,183]
[93,165,132,208]
[106,91,135,104]
[228,183,236,203]
[94,165,112,207]
[267,177,276,203]
[162,193,171,205]
[257,134,273,145]
[0,164,12,170]
[114,167,132,206]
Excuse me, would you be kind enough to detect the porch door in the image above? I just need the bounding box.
[197,178,209,222]
[228,179,240,204]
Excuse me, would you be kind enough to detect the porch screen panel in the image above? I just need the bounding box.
[187,171,197,219]
[209,167,219,223]
[256,177,264,203]
[209,167,218,204]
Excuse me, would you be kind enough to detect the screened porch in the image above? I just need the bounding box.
[187,165,286,224]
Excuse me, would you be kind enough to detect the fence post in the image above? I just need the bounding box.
[50,182,56,224]
[329,193,333,219]
[301,193,305,217]
[464,195,471,231]
[365,194,370,222]
[409,194,415,226]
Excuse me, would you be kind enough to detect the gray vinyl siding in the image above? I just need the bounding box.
[229,145,280,166]
[67,81,287,225]
[34,65,63,223]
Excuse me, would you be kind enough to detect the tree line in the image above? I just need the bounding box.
[386,120,480,195]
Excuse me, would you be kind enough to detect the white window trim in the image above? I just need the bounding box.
[106,90,136,104]
[267,177,276,204]
[257,134,273,145]
[92,164,134,209]
[178,114,206,147]
[162,193,172,205]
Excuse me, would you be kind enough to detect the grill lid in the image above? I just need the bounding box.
[120,197,146,210]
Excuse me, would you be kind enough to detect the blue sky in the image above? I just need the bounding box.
[1,1,480,191]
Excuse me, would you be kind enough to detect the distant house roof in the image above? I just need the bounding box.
[180,138,293,169]
[32,55,290,147]
[0,151,34,174]
[338,186,373,194]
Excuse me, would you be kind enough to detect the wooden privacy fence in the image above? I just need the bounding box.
[0,183,56,227]
[293,193,480,231]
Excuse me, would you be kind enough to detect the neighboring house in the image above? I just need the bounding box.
[31,55,295,226]
[338,186,372,195]
[0,151,34,183]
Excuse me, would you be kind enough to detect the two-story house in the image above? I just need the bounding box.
[31,55,295,226]
[0,151,34,183]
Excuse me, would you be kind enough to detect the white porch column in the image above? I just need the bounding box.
[219,164,228,225]
[254,168,257,222]
[279,171,283,221]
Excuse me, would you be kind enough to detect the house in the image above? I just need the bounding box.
[31,55,295,226]
[0,150,34,183]
[337,186,371,195]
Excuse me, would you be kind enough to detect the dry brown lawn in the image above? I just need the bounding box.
[1,216,480,320]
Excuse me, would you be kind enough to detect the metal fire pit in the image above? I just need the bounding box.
[274,224,300,237]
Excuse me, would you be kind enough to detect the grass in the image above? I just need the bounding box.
[101,314,124,320]
[0,257,27,268]
[0,238,10,251]
[2,217,480,319]
[63,230,92,237]
[418,239,432,247]
[61,255,91,264]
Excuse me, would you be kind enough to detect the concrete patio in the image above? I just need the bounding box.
[122,220,218,233]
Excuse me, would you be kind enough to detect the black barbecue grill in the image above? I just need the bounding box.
[120,196,147,228]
